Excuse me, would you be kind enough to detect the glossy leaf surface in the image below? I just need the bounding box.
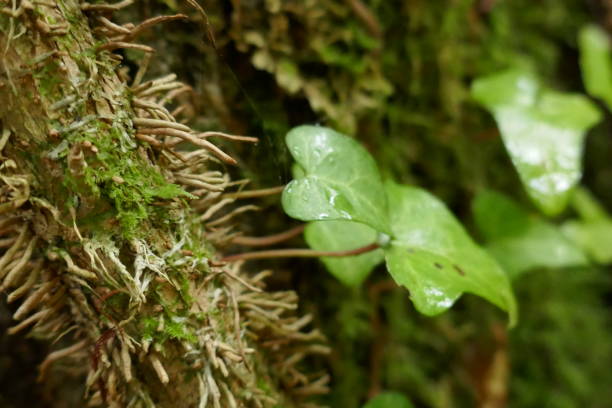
[579,25,612,110]
[282,125,390,233]
[472,70,601,215]
[474,191,588,278]
[304,220,384,286]
[363,392,413,408]
[384,182,517,324]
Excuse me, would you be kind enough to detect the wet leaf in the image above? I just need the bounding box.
[384,182,517,324]
[474,190,588,278]
[363,392,413,408]
[282,125,390,233]
[579,25,612,110]
[304,220,384,287]
[472,69,601,216]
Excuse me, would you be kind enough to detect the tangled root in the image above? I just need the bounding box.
[0,2,327,407]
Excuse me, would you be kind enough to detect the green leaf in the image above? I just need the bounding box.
[282,125,390,233]
[304,220,384,287]
[472,69,601,216]
[571,186,610,222]
[363,392,413,408]
[579,25,612,110]
[562,221,612,264]
[474,191,588,278]
[560,187,612,264]
[384,182,517,324]
[472,190,530,241]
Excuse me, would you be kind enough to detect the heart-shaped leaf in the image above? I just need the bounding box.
[579,25,612,111]
[304,220,384,286]
[282,125,390,233]
[384,182,517,324]
[363,392,413,408]
[473,190,588,278]
[472,70,601,216]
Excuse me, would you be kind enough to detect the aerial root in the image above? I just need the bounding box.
[0,127,11,153]
[0,225,29,278]
[149,354,169,384]
[96,16,131,35]
[93,14,188,42]
[61,251,98,280]
[8,308,49,334]
[7,258,42,303]
[13,278,56,319]
[205,205,259,227]
[136,127,237,165]
[0,235,37,290]
[222,185,285,200]
[133,117,191,132]
[38,340,88,382]
[198,131,258,144]
[96,41,154,54]
[126,14,189,40]
[205,364,222,408]
[292,374,331,396]
[0,175,30,215]
[81,0,134,12]
[119,338,132,382]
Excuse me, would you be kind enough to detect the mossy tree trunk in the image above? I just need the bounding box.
[0,1,326,407]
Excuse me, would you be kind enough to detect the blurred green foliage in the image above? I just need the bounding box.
[122,1,612,407]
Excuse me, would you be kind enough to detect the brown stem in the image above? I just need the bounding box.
[231,225,306,247]
[223,185,285,199]
[221,242,380,263]
[344,0,382,38]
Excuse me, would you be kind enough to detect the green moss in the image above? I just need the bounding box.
[59,116,192,238]
[164,318,197,343]
[33,61,62,100]
[140,314,198,345]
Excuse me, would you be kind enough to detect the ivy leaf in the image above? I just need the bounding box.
[473,190,588,278]
[383,182,517,324]
[282,125,390,233]
[363,392,413,408]
[561,188,612,264]
[562,221,612,264]
[472,70,601,216]
[579,25,612,110]
[304,220,384,287]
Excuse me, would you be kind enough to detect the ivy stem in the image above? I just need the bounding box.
[231,225,306,247]
[221,242,380,263]
[223,185,285,199]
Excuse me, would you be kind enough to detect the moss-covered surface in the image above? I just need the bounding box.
[0,1,326,407]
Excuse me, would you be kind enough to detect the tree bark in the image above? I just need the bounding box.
[0,1,326,406]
